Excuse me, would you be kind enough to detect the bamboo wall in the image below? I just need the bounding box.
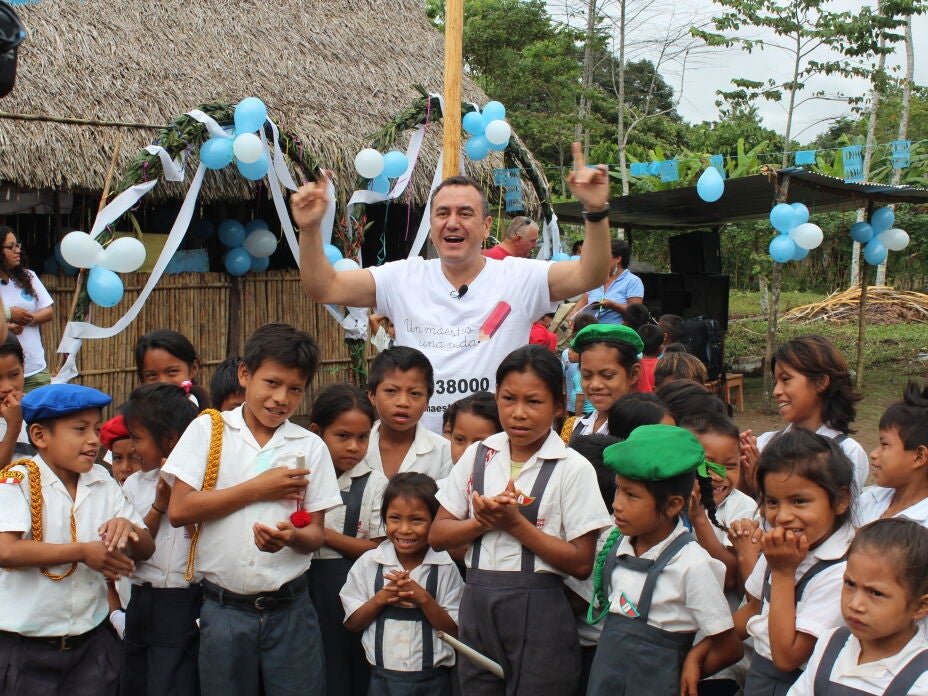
[38,270,363,418]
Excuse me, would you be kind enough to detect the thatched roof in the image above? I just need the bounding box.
[0,0,542,208]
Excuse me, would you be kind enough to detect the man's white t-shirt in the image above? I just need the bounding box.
[370,256,556,432]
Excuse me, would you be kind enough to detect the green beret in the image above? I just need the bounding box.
[603,424,706,480]
[571,323,644,354]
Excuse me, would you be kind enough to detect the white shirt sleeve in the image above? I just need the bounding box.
[682,555,734,637]
[786,628,833,696]
[29,271,54,310]
[304,438,342,513]
[435,444,476,521]
[104,477,146,527]
[744,555,766,601]
[161,414,212,490]
[794,565,846,640]
[436,563,464,624]
[340,551,376,621]
[0,472,30,533]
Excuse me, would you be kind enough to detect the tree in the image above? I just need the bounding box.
[692,0,907,409]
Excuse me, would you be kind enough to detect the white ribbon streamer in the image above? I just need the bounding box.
[88,181,158,238]
[54,164,208,383]
[144,146,185,182]
[541,212,561,259]
[407,153,444,259]
[185,109,232,140]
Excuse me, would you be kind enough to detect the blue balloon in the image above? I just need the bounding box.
[850,222,873,244]
[245,219,269,233]
[199,137,234,170]
[769,235,796,263]
[863,238,888,265]
[769,204,796,234]
[218,220,246,248]
[790,202,810,225]
[696,167,724,203]
[870,207,894,232]
[224,247,252,276]
[250,255,270,272]
[791,244,809,261]
[369,175,391,195]
[236,152,269,181]
[551,252,571,262]
[463,111,487,135]
[482,101,506,122]
[44,256,58,275]
[87,266,124,307]
[488,138,509,152]
[322,243,343,265]
[382,151,409,178]
[465,135,490,161]
[234,97,268,134]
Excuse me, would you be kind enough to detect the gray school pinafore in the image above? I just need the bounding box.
[810,626,928,695]
[585,532,697,696]
[368,564,451,696]
[742,556,847,696]
[457,444,581,696]
[307,472,372,696]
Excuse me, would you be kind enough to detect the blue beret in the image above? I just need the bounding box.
[21,384,112,424]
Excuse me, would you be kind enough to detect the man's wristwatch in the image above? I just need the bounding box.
[582,205,610,223]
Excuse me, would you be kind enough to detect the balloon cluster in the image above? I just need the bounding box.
[767,203,822,263]
[218,219,278,276]
[321,243,360,272]
[199,97,270,181]
[696,167,724,203]
[463,101,511,161]
[353,148,410,195]
[849,207,909,266]
[59,231,147,307]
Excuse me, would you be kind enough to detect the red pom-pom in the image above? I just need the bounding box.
[290,509,312,528]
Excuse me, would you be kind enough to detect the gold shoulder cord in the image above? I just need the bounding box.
[1,457,78,580]
[184,409,223,582]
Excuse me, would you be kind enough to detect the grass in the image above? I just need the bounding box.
[726,290,928,454]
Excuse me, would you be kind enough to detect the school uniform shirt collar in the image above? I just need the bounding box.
[576,410,608,436]
[808,521,855,562]
[33,454,112,509]
[370,539,455,567]
[222,404,305,449]
[615,517,688,560]
[338,459,374,486]
[369,421,438,457]
[831,627,928,680]
[482,429,568,467]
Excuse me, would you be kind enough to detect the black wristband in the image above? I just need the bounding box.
[582,205,610,223]
[151,504,166,514]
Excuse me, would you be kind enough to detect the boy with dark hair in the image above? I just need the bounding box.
[0,332,30,463]
[0,383,154,695]
[164,323,342,696]
[636,324,665,393]
[366,346,451,481]
[210,356,246,411]
[658,313,685,349]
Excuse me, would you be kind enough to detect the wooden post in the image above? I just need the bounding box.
[443,0,463,178]
[855,201,875,389]
[762,175,789,411]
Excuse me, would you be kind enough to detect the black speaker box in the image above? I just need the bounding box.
[669,230,721,275]
[637,272,729,332]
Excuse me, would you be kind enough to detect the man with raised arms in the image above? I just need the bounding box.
[292,143,611,432]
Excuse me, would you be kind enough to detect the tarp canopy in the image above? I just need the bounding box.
[554,167,928,229]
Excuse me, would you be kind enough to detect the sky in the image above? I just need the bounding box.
[547,0,927,143]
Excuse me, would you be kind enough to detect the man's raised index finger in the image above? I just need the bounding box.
[571,141,586,169]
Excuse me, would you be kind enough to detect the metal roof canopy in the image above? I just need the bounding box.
[554,167,928,229]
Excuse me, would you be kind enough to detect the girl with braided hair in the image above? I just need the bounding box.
[585,425,742,696]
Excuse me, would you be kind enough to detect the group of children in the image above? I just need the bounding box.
[0,319,926,696]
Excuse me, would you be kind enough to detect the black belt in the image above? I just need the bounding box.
[0,619,109,652]
[202,575,308,611]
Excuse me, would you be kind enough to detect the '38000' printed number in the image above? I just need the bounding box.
[435,378,491,395]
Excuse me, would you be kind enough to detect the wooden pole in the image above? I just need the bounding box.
[855,201,876,389]
[443,0,464,178]
[56,129,124,372]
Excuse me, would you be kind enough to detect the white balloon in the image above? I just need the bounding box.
[877,228,910,251]
[354,149,384,179]
[484,119,512,145]
[60,231,104,269]
[232,133,264,164]
[788,222,824,250]
[332,258,360,272]
[97,237,147,273]
[243,229,278,258]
